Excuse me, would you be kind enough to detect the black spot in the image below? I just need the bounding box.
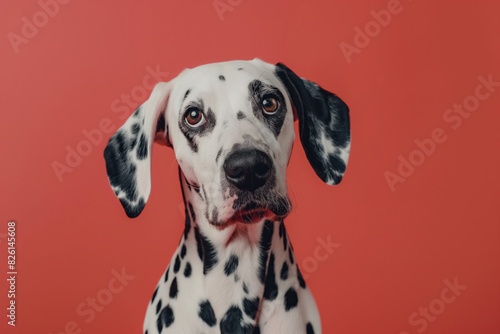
[224,254,239,276]
[243,282,249,294]
[248,80,287,137]
[219,75,226,81]
[194,227,204,261]
[169,277,178,299]
[215,148,223,163]
[263,252,278,301]
[184,214,191,240]
[297,266,306,289]
[328,153,347,177]
[198,300,217,327]
[237,67,244,71]
[280,262,289,280]
[179,116,199,153]
[243,297,259,319]
[156,299,162,314]
[289,247,295,265]
[184,262,192,278]
[173,255,181,273]
[133,107,141,117]
[180,244,187,259]
[202,185,208,202]
[258,220,274,284]
[220,306,253,334]
[104,132,139,208]
[284,287,299,311]
[137,134,148,160]
[151,286,159,303]
[210,207,219,225]
[164,267,170,282]
[279,221,288,251]
[156,113,166,134]
[130,137,138,149]
[188,202,196,221]
[203,108,217,135]
[145,330,148,334]
[183,89,191,101]
[131,123,141,135]
[236,111,246,120]
[118,197,144,219]
[201,232,218,274]
[306,322,315,334]
[157,305,174,331]
[180,168,192,240]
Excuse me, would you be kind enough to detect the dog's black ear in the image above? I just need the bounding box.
[103,82,171,218]
[275,63,350,185]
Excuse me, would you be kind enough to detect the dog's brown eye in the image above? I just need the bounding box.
[184,108,206,128]
[262,96,279,115]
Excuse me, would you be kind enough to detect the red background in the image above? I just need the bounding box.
[1,0,499,333]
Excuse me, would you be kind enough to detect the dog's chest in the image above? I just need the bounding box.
[144,221,321,334]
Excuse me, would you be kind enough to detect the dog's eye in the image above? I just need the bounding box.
[262,96,279,115]
[184,108,206,128]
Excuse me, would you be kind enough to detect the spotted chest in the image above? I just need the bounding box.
[144,219,320,334]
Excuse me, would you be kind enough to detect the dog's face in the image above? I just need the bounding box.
[166,60,295,225]
[104,59,350,226]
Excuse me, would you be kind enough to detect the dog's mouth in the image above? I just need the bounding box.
[228,208,272,224]
[224,197,291,225]
[209,187,292,228]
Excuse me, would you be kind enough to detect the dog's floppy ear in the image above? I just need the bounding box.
[275,63,351,185]
[103,82,171,218]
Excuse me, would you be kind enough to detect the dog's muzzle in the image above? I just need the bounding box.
[223,149,272,191]
[222,148,289,224]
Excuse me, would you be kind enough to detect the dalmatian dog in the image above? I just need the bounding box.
[103,59,350,334]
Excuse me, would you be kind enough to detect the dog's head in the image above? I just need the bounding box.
[104,59,350,226]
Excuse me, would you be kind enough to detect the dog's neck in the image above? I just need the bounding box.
[177,172,303,324]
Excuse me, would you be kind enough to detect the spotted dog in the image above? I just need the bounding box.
[104,59,350,334]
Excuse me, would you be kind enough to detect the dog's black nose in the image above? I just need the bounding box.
[223,149,272,191]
